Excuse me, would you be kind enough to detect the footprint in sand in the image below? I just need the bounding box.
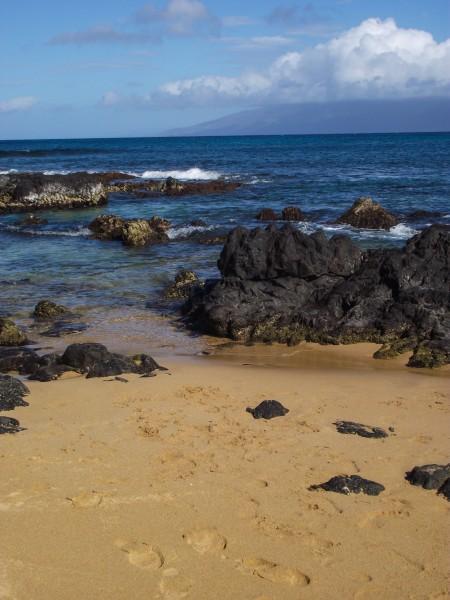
[115,539,164,570]
[183,528,227,554]
[239,558,310,587]
[68,491,103,508]
[159,568,193,599]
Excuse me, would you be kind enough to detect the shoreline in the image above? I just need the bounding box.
[1,350,448,599]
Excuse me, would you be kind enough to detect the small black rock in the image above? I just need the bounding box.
[246,400,289,420]
[405,464,450,490]
[334,420,388,439]
[0,375,30,411]
[437,478,450,501]
[0,416,24,434]
[309,475,385,496]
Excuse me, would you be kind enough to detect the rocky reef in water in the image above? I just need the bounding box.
[0,172,240,213]
[183,224,450,368]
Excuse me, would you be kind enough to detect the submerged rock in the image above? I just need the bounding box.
[336,197,398,230]
[281,206,305,221]
[183,225,450,368]
[256,208,278,222]
[33,300,70,320]
[405,464,450,490]
[17,214,48,227]
[0,318,28,346]
[0,416,24,435]
[0,375,30,410]
[164,270,202,300]
[40,321,88,337]
[246,400,289,420]
[309,475,385,496]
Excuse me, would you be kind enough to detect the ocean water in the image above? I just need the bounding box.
[0,133,449,349]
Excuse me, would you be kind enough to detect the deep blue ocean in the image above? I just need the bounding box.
[1,133,449,349]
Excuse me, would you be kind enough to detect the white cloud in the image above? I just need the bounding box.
[151,18,450,106]
[0,96,37,113]
[232,36,295,49]
[50,26,159,45]
[222,16,256,27]
[136,0,219,36]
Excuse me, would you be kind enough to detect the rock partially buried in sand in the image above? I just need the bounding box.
[0,375,30,411]
[437,479,450,501]
[0,318,28,346]
[309,475,385,496]
[405,464,450,490]
[336,197,398,230]
[33,300,70,320]
[0,415,24,434]
[334,420,388,439]
[246,400,289,420]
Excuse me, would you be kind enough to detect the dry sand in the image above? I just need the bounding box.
[0,344,449,600]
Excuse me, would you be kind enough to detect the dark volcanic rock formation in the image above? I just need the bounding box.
[183,224,450,368]
[89,214,170,247]
[0,375,30,410]
[437,479,450,501]
[246,400,289,420]
[0,172,108,213]
[0,318,28,346]
[0,416,24,435]
[337,197,398,230]
[281,206,305,221]
[309,475,385,496]
[0,173,240,214]
[405,464,450,490]
[334,421,388,439]
[0,343,165,381]
[256,208,278,222]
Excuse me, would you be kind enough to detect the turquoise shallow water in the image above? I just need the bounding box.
[0,133,449,322]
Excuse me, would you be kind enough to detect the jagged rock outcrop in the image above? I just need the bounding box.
[0,318,28,346]
[0,173,240,214]
[336,197,398,230]
[0,173,108,213]
[183,224,450,368]
[256,208,278,222]
[89,214,170,247]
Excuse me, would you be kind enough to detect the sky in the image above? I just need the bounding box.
[1,0,449,139]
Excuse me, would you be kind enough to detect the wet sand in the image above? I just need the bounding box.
[0,347,449,599]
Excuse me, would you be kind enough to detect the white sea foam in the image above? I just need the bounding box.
[3,225,90,238]
[140,167,221,181]
[0,169,18,174]
[298,221,419,241]
[167,224,216,240]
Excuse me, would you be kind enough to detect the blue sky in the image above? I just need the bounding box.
[1,0,449,139]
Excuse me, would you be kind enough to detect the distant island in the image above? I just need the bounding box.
[164,97,450,137]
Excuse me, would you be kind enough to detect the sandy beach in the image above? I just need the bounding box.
[1,344,448,600]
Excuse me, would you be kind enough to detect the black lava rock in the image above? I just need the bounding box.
[0,375,30,411]
[309,475,385,496]
[0,416,24,434]
[246,400,289,420]
[405,464,450,490]
[183,225,450,368]
[334,420,388,439]
[437,478,450,501]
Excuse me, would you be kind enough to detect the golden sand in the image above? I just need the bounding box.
[0,345,449,599]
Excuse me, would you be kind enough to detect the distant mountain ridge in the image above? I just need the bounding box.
[164,98,450,137]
